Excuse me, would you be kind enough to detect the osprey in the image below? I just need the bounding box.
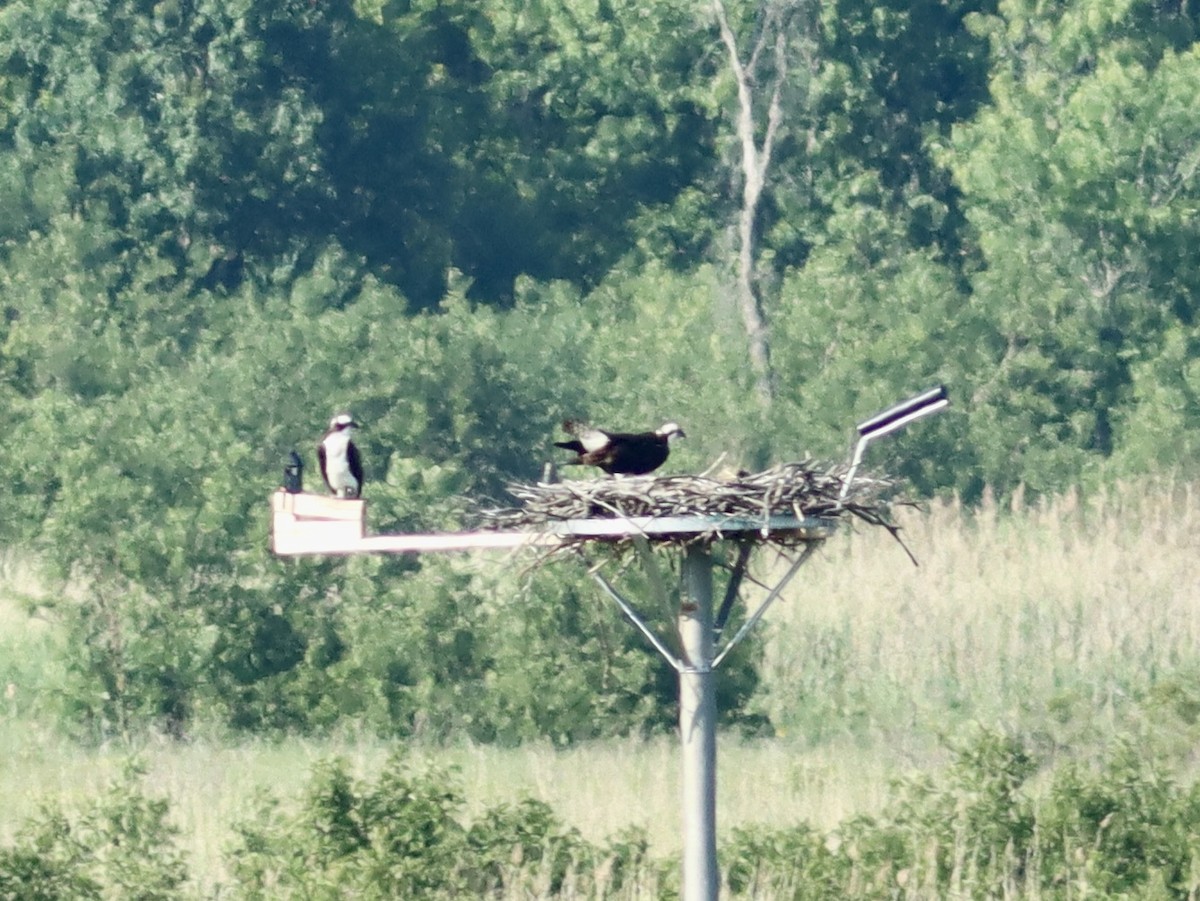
[318,413,364,498]
[554,420,686,476]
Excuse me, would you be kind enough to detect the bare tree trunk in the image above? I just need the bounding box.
[712,0,792,408]
[736,186,774,406]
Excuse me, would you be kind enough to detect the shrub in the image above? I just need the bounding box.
[225,753,660,899]
[0,761,189,901]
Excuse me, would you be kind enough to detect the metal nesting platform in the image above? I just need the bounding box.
[269,487,837,901]
[270,490,835,556]
[268,386,948,901]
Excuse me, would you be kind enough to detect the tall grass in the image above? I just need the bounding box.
[0,726,900,893]
[3,477,1200,895]
[758,479,1200,759]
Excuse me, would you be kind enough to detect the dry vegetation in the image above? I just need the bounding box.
[3,477,1200,894]
[759,479,1200,755]
[482,461,900,538]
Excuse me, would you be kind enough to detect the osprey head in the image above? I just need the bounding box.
[328,413,360,432]
[657,421,686,440]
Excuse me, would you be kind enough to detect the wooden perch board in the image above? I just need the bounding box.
[270,491,565,555]
[271,491,366,554]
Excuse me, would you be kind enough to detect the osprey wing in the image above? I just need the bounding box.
[317,441,332,492]
[347,441,364,494]
[561,420,612,453]
[603,432,670,475]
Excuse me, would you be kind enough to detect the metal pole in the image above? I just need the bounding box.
[679,544,718,901]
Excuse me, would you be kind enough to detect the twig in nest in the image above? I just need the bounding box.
[475,459,910,560]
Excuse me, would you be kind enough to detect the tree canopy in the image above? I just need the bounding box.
[3,0,1200,739]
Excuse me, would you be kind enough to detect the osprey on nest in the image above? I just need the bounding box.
[318,413,364,498]
[554,420,686,476]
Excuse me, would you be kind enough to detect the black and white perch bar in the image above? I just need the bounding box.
[840,384,949,504]
[268,386,948,901]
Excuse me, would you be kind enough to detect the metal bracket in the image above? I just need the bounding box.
[711,542,818,670]
[593,540,823,674]
[713,540,753,639]
[592,570,684,672]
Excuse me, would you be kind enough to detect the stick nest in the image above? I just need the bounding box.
[478,460,906,551]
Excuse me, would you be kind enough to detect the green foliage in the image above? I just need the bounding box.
[3,732,1200,897]
[771,230,969,492]
[1039,740,1199,896]
[0,0,705,313]
[5,0,1200,747]
[723,822,843,899]
[718,727,1200,899]
[475,565,674,744]
[882,727,1037,888]
[227,755,658,899]
[0,761,189,901]
[758,0,996,271]
[940,0,1200,495]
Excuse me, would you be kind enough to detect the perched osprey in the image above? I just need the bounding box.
[318,414,364,498]
[554,420,686,476]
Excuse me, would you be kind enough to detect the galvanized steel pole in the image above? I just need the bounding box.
[679,544,718,901]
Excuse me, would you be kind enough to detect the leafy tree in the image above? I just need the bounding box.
[693,0,995,410]
[707,0,819,406]
[943,0,1200,493]
[0,0,712,313]
[770,207,970,493]
[1040,740,1195,895]
[448,0,717,303]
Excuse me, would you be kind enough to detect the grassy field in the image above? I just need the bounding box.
[758,479,1200,759]
[3,477,1200,894]
[0,723,908,892]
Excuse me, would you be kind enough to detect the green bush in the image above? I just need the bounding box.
[718,727,1200,899]
[4,735,1200,898]
[226,753,661,899]
[0,762,189,901]
[1037,740,1200,897]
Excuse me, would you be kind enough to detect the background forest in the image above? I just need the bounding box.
[6,0,1200,742]
[4,0,1200,895]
